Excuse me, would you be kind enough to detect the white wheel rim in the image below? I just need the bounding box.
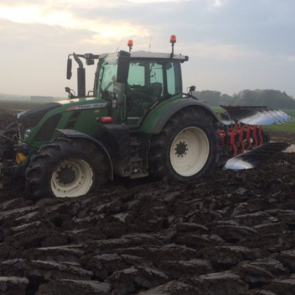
[51,158,93,198]
[170,127,210,177]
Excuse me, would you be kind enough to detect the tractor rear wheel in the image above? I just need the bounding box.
[26,138,108,200]
[148,108,218,182]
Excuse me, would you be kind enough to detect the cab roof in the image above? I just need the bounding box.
[130,51,189,62]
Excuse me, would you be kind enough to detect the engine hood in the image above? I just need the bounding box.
[17,102,61,128]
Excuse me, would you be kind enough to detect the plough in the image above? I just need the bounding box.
[218,105,294,170]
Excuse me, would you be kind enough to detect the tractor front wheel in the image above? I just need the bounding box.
[149,108,218,182]
[26,138,108,200]
[50,157,94,198]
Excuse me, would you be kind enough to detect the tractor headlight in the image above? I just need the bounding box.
[24,129,32,140]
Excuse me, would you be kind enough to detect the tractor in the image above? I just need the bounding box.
[0,36,292,200]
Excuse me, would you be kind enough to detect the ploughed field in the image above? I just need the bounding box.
[0,113,295,295]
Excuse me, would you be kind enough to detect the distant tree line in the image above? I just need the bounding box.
[193,89,295,109]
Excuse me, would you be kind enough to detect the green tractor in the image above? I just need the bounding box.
[0,36,292,199]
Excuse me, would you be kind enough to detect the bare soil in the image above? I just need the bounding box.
[0,117,295,294]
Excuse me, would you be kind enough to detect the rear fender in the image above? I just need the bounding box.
[141,99,220,134]
[56,129,113,180]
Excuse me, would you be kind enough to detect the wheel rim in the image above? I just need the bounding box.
[170,127,210,177]
[51,158,93,198]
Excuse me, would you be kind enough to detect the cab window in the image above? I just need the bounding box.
[97,57,122,99]
[125,60,182,126]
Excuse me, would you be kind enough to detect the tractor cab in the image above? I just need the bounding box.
[92,51,188,128]
[66,37,189,128]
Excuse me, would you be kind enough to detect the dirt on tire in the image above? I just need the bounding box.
[0,126,295,295]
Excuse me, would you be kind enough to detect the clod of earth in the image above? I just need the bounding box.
[0,127,295,295]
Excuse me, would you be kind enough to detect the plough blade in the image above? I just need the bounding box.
[220,105,294,126]
[223,142,290,170]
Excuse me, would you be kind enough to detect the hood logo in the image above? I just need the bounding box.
[67,103,107,111]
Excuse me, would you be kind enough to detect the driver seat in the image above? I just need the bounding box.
[150,82,163,102]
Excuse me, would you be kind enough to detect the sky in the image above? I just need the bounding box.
[0,0,294,98]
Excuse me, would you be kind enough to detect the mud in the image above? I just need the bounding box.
[0,128,295,295]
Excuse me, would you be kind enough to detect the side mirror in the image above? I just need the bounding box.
[66,57,72,80]
[189,85,196,92]
[117,51,130,84]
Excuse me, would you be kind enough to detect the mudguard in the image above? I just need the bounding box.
[140,98,220,134]
[56,129,114,180]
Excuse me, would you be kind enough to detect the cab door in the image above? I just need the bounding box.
[125,60,165,128]
[96,56,125,122]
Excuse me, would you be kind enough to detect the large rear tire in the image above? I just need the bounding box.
[148,108,218,182]
[26,138,108,200]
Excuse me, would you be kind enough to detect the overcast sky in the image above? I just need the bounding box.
[0,0,294,98]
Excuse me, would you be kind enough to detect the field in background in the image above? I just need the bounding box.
[0,100,46,111]
[263,109,295,132]
[0,100,294,132]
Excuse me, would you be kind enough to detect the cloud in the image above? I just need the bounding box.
[0,2,153,42]
[126,0,190,3]
[213,0,222,6]
[0,5,73,26]
[0,0,294,97]
[177,41,262,60]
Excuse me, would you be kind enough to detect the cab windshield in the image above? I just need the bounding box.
[95,54,122,99]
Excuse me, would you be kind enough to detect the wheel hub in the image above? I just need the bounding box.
[58,166,76,184]
[175,141,188,157]
[170,126,210,177]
